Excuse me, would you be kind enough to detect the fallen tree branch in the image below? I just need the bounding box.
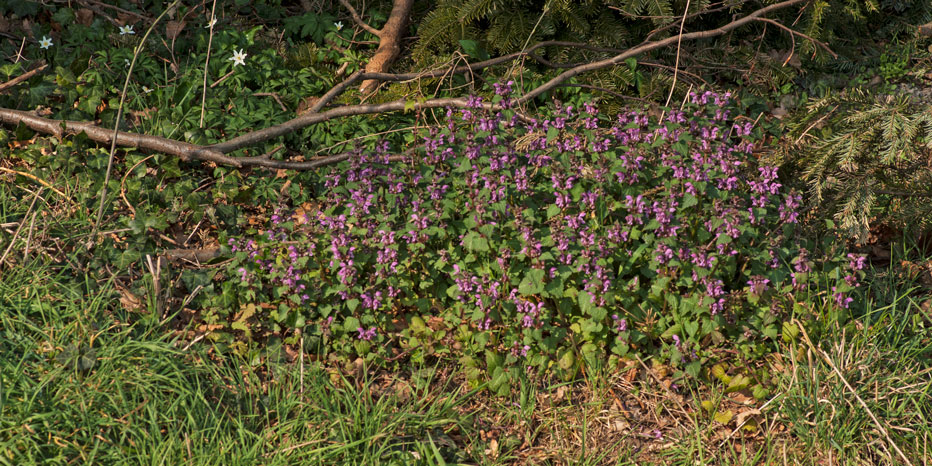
[0,0,812,172]
[357,0,416,94]
[0,62,48,93]
[515,0,809,106]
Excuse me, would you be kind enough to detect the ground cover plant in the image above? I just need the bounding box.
[218,88,863,392]
[1,0,931,464]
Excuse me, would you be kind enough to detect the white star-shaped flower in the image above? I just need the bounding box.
[142,85,153,93]
[334,21,343,31]
[39,36,52,49]
[205,17,217,29]
[119,25,135,35]
[229,48,247,67]
[125,59,131,66]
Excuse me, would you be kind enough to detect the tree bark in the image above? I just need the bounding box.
[340,0,416,94]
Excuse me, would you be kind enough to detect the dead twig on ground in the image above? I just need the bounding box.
[0,62,48,93]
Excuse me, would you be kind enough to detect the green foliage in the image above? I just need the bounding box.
[283,11,340,44]
[412,0,632,62]
[779,89,932,240]
[211,88,860,391]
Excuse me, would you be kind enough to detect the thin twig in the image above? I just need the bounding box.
[253,92,289,112]
[71,0,150,20]
[23,211,38,259]
[337,0,381,37]
[794,106,837,144]
[0,167,69,198]
[91,1,181,247]
[199,0,218,128]
[0,188,42,269]
[119,154,157,216]
[0,62,48,93]
[664,0,691,109]
[516,0,808,106]
[753,17,837,59]
[210,69,234,88]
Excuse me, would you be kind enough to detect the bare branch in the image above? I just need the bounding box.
[310,41,625,112]
[0,108,233,165]
[0,62,47,93]
[516,0,809,106]
[338,0,382,37]
[753,17,837,59]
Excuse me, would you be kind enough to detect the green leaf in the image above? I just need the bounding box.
[462,231,489,252]
[519,268,545,295]
[683,321,699,338]
[781,322,799,343]
[458,39,490,61]
[714,410,734,424]
[681,194,698,209]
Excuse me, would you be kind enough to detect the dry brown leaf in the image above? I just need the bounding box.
[196,323,224,333]
[735,408,761,427]
[485,438,499,458]
[426,316,444,331]
[729,392,755,405]
[116,13,137,25]
[166,20,185,40]
[117,286,145,313]
[610,419,630,433]
[76,9,94,27]
[553,385,570,404]
[297,96,320,115]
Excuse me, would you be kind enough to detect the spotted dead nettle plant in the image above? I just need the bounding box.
[219,85,861,378]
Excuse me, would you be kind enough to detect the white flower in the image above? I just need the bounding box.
[39,36,52,49]
[205,17,217,29]
[142,85,153,94]
[119,25,135,35]
[334,21,343,31]
[229,48,247,67]
[125,59,131,66]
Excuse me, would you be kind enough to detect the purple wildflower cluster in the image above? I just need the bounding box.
[221,84,861,367]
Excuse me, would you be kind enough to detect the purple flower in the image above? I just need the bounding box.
[747,276,770,296]
[847,254,866,272]
[357,327,377,341]
[832,287,854,309]
[612,314,627,333]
